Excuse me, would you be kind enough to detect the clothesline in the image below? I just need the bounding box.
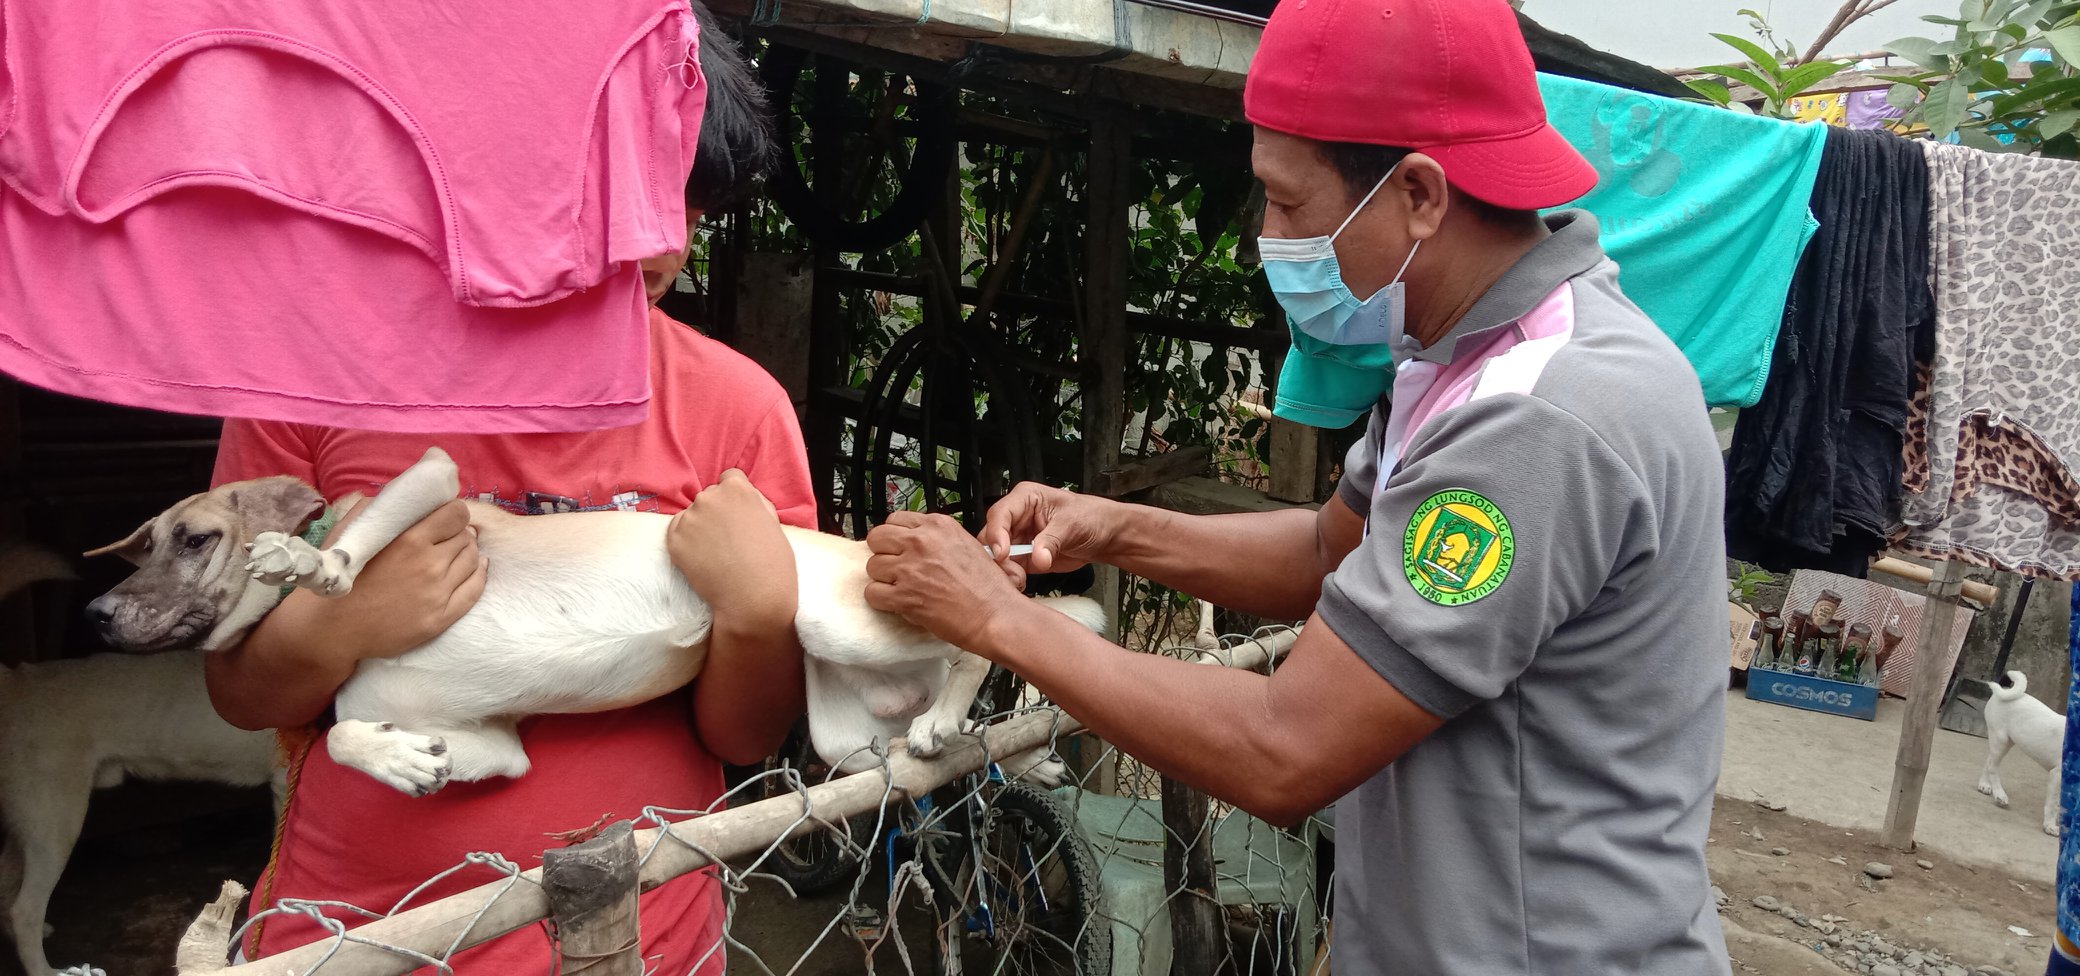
[1544,73,2080,585]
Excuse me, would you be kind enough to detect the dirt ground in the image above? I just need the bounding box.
[1711,798,2054,975]
[1719,691,2060,885]
[20,798,272,976]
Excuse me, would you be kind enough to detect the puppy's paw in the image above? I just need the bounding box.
[328,720,452,797]
[1977,779,1995,796]
[904,713,970,759]
[244,532,319,585]
[2047,822,2062,837]
[245,533,353,594]
[997,744,1066,788]
[1011,756,1069,789]
[1995,791,2012,809]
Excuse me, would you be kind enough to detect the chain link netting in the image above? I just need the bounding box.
[129,625,1325,976]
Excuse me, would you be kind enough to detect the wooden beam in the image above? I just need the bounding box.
[1132,476,1315,517]
[821,266,1284,352]
[1090,446,1211,498]
[1883,560,1968,851]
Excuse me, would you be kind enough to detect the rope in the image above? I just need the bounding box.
[555,934,642,972]
[245,726,315,960]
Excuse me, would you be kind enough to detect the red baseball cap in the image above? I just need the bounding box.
[1244,0,1598,211]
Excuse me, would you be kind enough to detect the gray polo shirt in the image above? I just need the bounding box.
[1316,213,1731,975]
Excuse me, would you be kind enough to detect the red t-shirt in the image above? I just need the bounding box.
[212,308,815,972]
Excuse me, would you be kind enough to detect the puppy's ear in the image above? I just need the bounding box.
[224,477,328,536]
[84,519,156,565]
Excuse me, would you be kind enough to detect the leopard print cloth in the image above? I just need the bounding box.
[1894,142,2080,580]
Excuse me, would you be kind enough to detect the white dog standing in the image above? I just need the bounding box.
[1977,670,2066,836]
[0,545,278,976]
[86,447,1105,799]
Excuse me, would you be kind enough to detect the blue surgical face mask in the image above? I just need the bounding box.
[1262,165,1424,428]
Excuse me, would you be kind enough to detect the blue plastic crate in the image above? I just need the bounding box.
[1744,668,1880,722]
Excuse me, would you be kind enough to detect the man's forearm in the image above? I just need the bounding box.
[977,601,1325,826]
[1100,506,1327,620]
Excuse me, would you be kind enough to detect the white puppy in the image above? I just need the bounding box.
[87,448,1104,798]
[1977,670,2066,836]
[0,545,278,976]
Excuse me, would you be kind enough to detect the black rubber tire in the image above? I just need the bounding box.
[926,782,1112,976]
[758,44,957,254]
[845,320,1047,539]
[749,725,870,897]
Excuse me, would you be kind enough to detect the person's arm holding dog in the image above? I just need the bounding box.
[669,467,807,766]
[204,422,487,732]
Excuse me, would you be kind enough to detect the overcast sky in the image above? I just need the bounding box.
[1524,0,1951,69]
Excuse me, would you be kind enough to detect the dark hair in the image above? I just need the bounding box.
[1317,140,1538,229]
[685,3,776,212]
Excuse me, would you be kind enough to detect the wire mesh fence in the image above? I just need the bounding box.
[146,625,1325,976]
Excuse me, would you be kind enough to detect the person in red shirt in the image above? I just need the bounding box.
[204,14,803,971]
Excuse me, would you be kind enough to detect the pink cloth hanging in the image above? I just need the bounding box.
[0,0,709,433]
[2,0,706,305]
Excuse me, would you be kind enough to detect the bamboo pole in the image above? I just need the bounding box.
[184,708,1074,976]
[1870,555,1998,606]
[1183,625,1302,671]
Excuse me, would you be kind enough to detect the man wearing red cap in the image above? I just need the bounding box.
[862,1,1731,972]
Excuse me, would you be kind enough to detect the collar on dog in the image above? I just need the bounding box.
[277,507,341,600]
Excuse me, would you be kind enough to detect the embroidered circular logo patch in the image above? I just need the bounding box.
[1403,489,1514,606]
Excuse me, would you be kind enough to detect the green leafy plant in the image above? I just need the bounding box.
[1876,0,2080,156]
[1728,563,1778,610]
[1686,10,1856,117]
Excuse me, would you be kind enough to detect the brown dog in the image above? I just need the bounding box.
[83,477,324,654]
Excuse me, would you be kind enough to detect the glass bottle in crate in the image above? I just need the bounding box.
[1756,607,1784,670]
[1872,615,1905,687]
[1785,609,1813,673]
[1838,622,1873,683]
[1813,621,1843,679]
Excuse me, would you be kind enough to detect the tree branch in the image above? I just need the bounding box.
[1798,0,1906,65]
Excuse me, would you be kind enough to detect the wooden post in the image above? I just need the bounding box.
[1072,110,1132,797]
[1266,418,1320,504]
[1079,110,1130,629]
[0,375,34,665]
[1882,560,1967,851]
[1162,778,1223,976]
[543,822,642,975]
[802,56,850,535]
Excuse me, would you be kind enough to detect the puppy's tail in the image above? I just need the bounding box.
[1034,595,1109,635]
[0,541,75,602]
[1990,670,2031,702]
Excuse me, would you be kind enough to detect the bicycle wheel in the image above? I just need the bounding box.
[929,782,1112,975]
[758,44,957,254]
[748,723,870,896]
